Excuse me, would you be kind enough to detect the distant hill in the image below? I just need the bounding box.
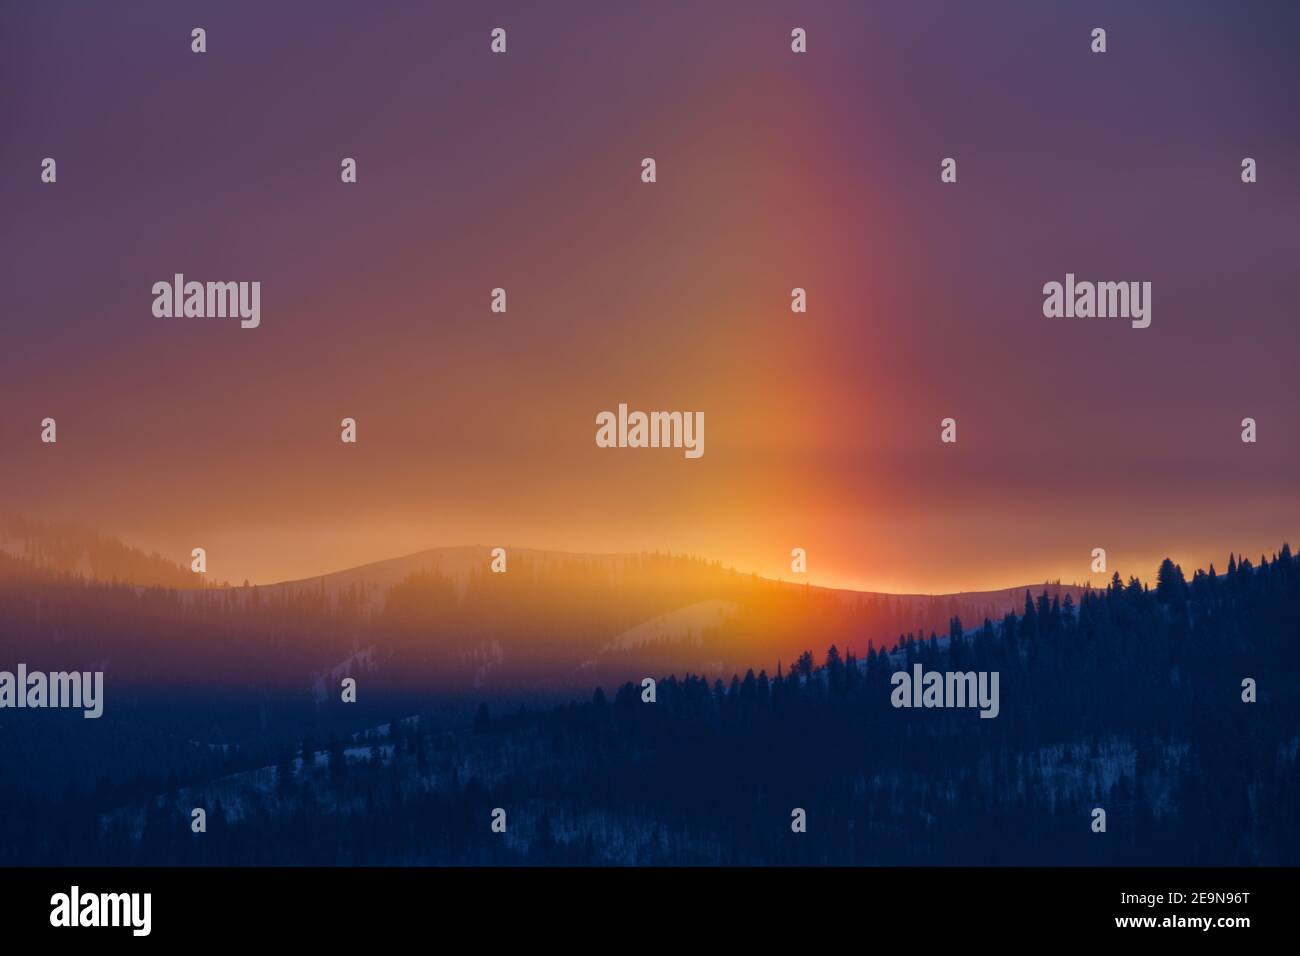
[222,546,1093,690]
[230,544,1090,619]
[0,530,1094,697]
[237,546,630,608]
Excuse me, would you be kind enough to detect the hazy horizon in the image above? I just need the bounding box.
[2,513,1285,597]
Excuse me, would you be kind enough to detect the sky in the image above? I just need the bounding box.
[1,1,1297,593]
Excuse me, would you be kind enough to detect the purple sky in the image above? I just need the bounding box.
[1,1,1296,591]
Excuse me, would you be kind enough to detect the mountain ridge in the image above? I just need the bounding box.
[195,543,1097,610]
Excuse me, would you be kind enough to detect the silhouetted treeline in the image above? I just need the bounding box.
[0,546,1083,697]
[0,516,209,589]
[7,546,1293,865]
